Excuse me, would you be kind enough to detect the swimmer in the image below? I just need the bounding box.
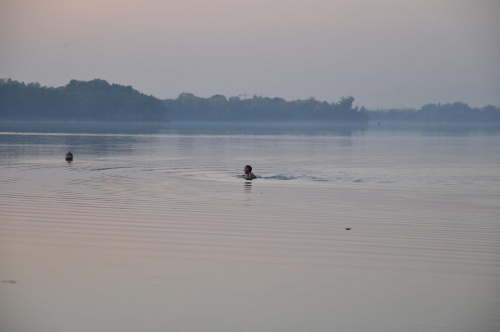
[244,165,257,180]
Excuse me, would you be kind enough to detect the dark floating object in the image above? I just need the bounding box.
[1,280,17,284]
[345,228,351,231]
[65,151,73,161]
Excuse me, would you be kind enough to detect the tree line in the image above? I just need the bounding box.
[1,78,498,123]
[0,78,167,121]
[164,93,369,122]
[367,103,500,122]
[0,78,367,122]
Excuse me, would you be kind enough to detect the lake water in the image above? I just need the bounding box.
[1,122,499,332]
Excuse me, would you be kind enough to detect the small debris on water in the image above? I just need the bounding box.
[1,280,17,284]
[345,228,351,231]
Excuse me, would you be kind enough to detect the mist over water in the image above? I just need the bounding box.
[1,122,499,332]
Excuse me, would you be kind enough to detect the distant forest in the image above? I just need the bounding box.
[164,93,368,122]
[1,78,499,123]
[0,78,166,121]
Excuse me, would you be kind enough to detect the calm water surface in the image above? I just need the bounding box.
[1,122,499,332]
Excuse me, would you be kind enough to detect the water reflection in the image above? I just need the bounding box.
[244,180,253,193]
[0,120,169,135]
[0,133,136,159]
[2,121,500,138]
[0,121,369,136]
[1,122,500,332]
[370,121,500,136]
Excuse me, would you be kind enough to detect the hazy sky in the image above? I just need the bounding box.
[1,0,499,109]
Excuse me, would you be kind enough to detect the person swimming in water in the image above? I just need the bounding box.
[244,165,257,180]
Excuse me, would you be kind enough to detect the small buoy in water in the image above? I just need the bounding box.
[65,151,73,161]
[345,228,351,231]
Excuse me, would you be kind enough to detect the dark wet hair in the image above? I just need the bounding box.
[245,165,252,172]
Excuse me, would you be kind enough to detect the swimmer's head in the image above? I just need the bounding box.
[244,165,252,173]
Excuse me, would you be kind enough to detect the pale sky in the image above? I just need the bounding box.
[1,0,499,109]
